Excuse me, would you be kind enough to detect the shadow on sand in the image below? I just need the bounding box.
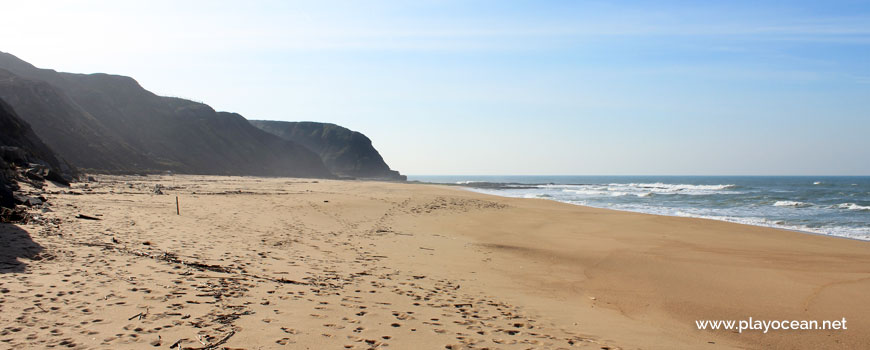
[0,223,44,273]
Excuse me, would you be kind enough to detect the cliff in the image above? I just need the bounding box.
[1,96,76,216]
[250,120,405,180]
[0,52,332,178]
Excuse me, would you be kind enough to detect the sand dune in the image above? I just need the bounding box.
[1,175,868,349]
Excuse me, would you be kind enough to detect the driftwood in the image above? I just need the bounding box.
[240,273,308,285]
[169,339,184,349]
[128,308,148,320]
[75,214,101,220]
[182,330,235,350]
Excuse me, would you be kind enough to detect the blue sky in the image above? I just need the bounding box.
[3,0,869,175]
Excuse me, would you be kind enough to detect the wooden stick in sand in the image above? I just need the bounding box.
[176,195,180,215]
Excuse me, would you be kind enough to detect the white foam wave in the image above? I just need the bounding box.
[621,183,737,191]
[461,187,870,241]
[833,203,870,211]
[563,188,609,196]
[546,183,738,196]
[615,206,870,241]
[670,213,870,241]
[773,201,813,208]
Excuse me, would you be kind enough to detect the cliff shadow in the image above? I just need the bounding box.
[0,223,43,273]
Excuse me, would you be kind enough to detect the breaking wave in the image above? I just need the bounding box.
[833,203,870,211]
[773,201,813,208]
[412,175,870,242]
[544,183,738,196]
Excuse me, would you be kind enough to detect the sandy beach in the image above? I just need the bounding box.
[1,175,868,349]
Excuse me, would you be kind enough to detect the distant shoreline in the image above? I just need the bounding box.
[410,175,870,242]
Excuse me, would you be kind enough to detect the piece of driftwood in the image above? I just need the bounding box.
[128,308,148,320]
[182,330,235,350]
[75,214,101,220]
[240,273,308,285]
[169,338,185,349]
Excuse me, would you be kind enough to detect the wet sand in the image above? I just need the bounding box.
[1,175,868,349]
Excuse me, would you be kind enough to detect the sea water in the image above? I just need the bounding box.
[408,176,870,241]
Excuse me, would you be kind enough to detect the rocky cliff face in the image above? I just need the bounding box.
[0,52,332,178]
[0,68,156,172]
[1,97,76,220]
[250,120,405,180]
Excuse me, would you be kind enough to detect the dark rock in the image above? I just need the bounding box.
[0,206,28,223]
[0,95,75,212]
[0,146,28,164]
[45,168,71,186]
[0,176,14,209]
[13,194,42,207]
[25,165,48,181]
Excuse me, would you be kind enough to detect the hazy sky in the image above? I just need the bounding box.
[3,0,869,175]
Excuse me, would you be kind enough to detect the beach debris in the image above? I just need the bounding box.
[169,339,184,349]
[183,330,235,350]
[153,184,164,194]
[419,247,434,251]
[128,308,148,320]
[75,214,101,220]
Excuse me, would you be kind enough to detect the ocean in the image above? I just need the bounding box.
[407,175,870,241]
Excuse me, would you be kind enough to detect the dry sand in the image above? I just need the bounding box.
[1,175,868,349]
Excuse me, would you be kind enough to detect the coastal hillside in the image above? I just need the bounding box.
[251,120,405,180]
[0,68,156,172]
[0,52,332,178]
[0,97,75,213]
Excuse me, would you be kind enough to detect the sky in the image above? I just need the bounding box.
[2,0,869,175]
